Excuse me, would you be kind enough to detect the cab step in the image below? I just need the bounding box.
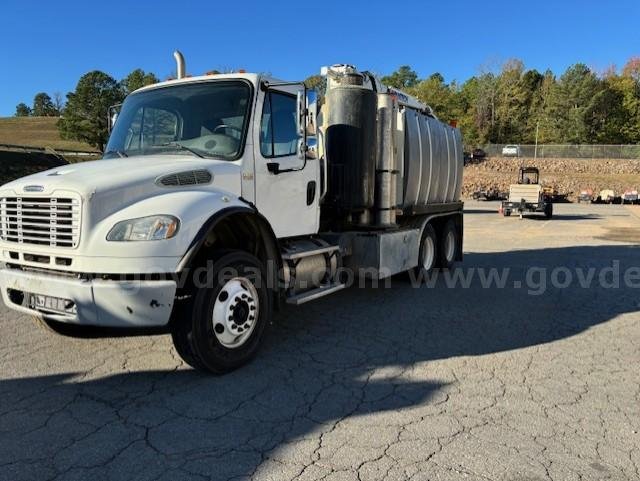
[281,244,340,261]
[286,282,346,305]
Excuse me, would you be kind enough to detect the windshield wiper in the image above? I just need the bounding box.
[160,142,205,159]
[104,149,128,158]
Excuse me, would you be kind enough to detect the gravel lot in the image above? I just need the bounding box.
[1,201,639,481]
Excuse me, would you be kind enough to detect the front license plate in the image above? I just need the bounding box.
[29,294,76,314]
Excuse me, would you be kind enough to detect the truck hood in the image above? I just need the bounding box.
[0,155,241,198]
[0,154,243,226]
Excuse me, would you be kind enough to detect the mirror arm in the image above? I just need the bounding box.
[270,157,309,176]
[267,160,309,175]
[107,103,123,134]
[266,162,280,174]
[303,84,308,160]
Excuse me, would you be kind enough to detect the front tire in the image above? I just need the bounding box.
[170,250,272,374]
[544,203,553,219]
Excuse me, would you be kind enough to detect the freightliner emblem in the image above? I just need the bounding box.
[23,185,45,192]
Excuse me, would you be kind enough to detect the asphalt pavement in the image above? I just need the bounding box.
[1,201,639,481]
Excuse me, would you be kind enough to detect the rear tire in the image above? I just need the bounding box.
[438,219,459,269]
[170,250,272,374]
[544,203,553,219]
[413,223,438,282]
[503,209,511,217]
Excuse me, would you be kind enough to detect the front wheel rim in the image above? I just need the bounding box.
[212,277,259,348]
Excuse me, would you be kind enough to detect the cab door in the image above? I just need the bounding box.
[252,87,320,238]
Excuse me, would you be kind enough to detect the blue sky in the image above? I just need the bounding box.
[1,0,638,116]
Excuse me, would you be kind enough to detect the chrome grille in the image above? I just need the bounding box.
[0,196,81,248]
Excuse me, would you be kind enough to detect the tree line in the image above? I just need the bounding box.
[15,92,65,117]
[14,58,640,150]
[14,69,158,150]
[380,58,640,146]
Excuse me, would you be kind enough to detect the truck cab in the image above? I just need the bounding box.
[0,57,464,374]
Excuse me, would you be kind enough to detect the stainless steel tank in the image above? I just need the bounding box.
[320,65,463,224]
[400,108,463,208]
[324,78,377,225]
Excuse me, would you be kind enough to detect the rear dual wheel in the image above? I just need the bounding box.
[438,219,459,269]
[415,224,438,279]
[414,219,460,281]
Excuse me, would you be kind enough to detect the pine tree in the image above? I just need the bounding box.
[15,103,31,117]
[121,69,159,95]
[58,71,124,150]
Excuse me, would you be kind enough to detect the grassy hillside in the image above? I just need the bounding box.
[0,117,97,152]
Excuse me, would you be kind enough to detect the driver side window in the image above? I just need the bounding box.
[260,92,298,158]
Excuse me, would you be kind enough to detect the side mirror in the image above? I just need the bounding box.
[107,103,122,133]
[296,87,318,164]
[297,137,318,160]
[296,88,318,138]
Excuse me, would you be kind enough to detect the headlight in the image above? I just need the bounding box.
[107,215,180,241]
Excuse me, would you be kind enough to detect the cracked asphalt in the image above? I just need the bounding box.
[1,201,639,481]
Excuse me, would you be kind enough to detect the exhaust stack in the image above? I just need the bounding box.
[173,50,186,79]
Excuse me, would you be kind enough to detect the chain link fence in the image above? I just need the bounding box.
[479,144,640,160]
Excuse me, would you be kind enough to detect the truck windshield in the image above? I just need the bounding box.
[104,80,251,160]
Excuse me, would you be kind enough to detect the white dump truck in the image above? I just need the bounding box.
[0,53,463,373]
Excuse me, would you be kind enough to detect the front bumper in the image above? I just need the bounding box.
[0,267,177,327]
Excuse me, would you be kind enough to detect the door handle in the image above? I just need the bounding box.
[307,181,316,206]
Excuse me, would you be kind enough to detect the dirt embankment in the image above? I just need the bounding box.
[463,157,640,200]
[0,150,68,185]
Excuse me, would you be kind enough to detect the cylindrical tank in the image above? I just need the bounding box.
[325,83,377,225]
[375,93,397,226]
[282,239,338,293]
[400,109,463,208]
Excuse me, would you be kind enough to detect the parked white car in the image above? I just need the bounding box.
[502,145,520,157]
